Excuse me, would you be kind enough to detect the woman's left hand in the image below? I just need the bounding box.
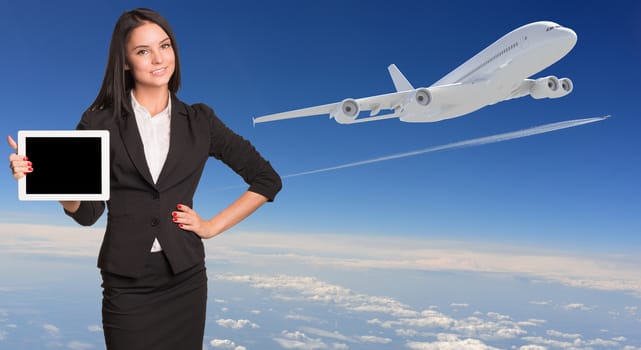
[172,204,215,239]
[173,192,268,240]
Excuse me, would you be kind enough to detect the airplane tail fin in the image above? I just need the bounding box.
[388,64,415,92]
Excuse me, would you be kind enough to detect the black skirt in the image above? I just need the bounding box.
[100,252,207,350]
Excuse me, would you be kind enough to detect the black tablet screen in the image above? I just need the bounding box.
[25,137,102,194]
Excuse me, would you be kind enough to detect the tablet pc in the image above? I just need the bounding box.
[18,130,110,201]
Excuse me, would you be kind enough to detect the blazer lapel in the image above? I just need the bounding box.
[118,108,156,188]
[156,96,189,189]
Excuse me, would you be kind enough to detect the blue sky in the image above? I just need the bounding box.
[1,0,639,252]
[1,1,640,348]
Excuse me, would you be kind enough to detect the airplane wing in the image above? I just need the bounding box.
[253,91,410,125]
[253,101,338,125]
[253,82,488,125]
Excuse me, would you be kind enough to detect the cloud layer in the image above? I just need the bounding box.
[1,223,640,298]
[213,273,637,349]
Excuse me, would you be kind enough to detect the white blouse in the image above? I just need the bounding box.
[131,92,171,252]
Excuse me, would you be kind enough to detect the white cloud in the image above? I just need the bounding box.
[215,319,259,329]
[450,303,469,308]
[379,309,454,329]
[546,329,581,339]
[529,300,551,306]
[517,319,546,327]
[67,341,93,350]
[583,338,620,347]
[273,330,327,349]
[215,274,418,319]
[298,327,354,343]
[518,346,547,350]
[286,314,320,323]
[209,338,247,350]
[562,303,594,311]
[486,312,510,321]
[87,325,102,332]
[405,333,500,350]
[450,316,526,340]
[358,335,392,344]
[522,335,622,349]
[0,330,7,341]
[395,328,419,337]
[331,343,348,349]
[43,323,60,337]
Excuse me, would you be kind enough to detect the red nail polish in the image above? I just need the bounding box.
[177,205,182,209]
[179,224,184,228]
[173,218,178,222]
[27,161,32,166]
[172,212,177,217]
[27,167,33,172]
[23,156,28,161]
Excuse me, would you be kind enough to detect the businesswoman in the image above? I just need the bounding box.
[8,8,281,350]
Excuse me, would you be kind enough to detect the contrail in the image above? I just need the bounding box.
[283,115,609,179]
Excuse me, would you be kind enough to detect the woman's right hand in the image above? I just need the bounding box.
[7,135,32,180]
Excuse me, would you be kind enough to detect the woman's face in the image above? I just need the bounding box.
[125,21,175,90]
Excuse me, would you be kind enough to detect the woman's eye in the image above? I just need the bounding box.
[136,49,149,55]
[161,43,171,49]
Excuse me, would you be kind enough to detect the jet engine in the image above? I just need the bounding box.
[559,77,573,95]
[414,88,432,106]
[331,98,360,124]
[395,88,432,115]
[530,76,572,99]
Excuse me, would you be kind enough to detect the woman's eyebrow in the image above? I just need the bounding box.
[131,37,170,50]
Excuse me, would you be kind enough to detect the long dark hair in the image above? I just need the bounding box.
[88,8,181,117]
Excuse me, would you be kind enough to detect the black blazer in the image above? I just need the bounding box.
[65,95,281,278]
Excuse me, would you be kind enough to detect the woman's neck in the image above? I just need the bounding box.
[132,87,170,116]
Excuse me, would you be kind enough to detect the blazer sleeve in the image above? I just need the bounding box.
[63,110,106,226]
[200,104,282,201]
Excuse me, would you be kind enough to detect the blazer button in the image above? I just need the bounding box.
[151,218,159,226]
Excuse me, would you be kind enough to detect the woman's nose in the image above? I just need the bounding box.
[152,51,163,64]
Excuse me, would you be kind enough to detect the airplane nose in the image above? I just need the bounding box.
[549,26,577,52]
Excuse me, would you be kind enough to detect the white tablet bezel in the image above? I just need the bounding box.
[18,130,110,201]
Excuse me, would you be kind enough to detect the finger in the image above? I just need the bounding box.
[7,135,18,152]
[171,210,183,223]
[9,154,28,163]
[176,204,192,213]
[171,210,193,224]
[12,165,33,174]
[11,166,32,180]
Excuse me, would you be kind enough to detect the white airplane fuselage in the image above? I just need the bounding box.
[253,21,577,125]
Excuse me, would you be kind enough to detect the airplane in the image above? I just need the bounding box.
[253,21,577,125]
